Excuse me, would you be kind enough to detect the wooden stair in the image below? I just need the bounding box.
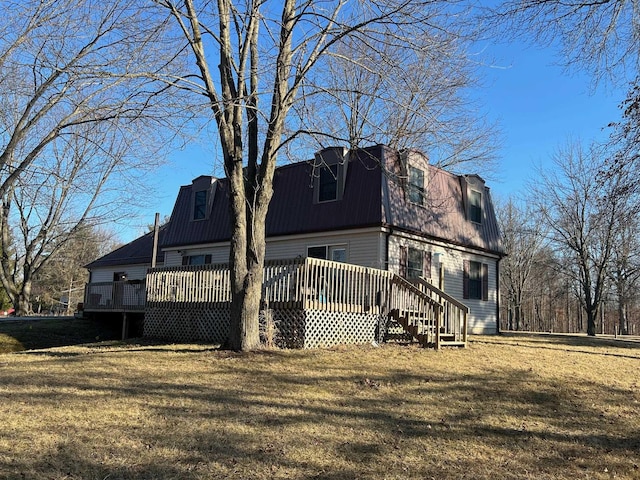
[387,275,468,349]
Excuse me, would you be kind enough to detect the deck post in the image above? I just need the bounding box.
[121,312,129,340]
[435,306,441,350]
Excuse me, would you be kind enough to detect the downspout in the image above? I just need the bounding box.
[496,258,501,335]
[385,229,393,271]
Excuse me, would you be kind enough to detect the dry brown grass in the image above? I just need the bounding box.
[0,333,639,479]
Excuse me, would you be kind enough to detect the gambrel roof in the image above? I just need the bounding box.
[161,145,503,256]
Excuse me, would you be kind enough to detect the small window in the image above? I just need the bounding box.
[330,247,347,263]
[307,246,328,259]
[318,164,339,202]
[307,245,347,262]
[469,190,482,223]
[408,166,425,206]
[193,190,208,220]
[181,254,212,266]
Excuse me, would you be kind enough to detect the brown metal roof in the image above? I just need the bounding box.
[381,146,503,254]
[90,145,503,268]
[161,146,384,248]
[85,227,166,269]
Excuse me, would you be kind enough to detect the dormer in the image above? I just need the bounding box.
[312,147,349,203]
[460,174,485,224]
[190,175,217,221]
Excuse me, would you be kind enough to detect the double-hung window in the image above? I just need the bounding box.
[463,260,488,301]
[193,190,208,220]
[469,190,482,224]
[318,164,339,202]
[408,166,425,206]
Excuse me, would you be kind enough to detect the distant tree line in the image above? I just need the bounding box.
[498,139,640,336]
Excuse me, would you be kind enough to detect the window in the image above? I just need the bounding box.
[331,247,347,263]
[307,246,327,259]
[408,166,425,206]
[407,248,424,279]
[318,164,339,202]
[463,260,488,301]
[193,190,208,220]
[307,245,347,263]
[399,247,431,280]
[181,254,212,266]
[469,190,482,223]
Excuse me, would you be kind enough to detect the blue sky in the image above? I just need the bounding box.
[480,40,627,200]
[114,39,629,243]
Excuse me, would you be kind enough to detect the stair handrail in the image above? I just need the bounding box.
[389,274,443,348]
[414,277,469,313]
[413,277,468,346]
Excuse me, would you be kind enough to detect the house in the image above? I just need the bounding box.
[84,144,504,344]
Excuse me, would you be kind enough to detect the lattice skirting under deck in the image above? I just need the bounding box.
[144,302,384,349]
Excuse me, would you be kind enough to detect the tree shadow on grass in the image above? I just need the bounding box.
[1,345,639,479]
[0,317,121,352]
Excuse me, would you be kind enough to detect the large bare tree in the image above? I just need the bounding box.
[0,0,180,314]
[157,0,487,350]
[533,141,621,336]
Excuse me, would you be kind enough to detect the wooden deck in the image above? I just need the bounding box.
[83,280,146,312]
[84,258,468,348]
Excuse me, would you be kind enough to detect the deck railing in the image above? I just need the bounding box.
[295,257,392,314]
[83,280,146,311]
[88,257,466,347]
[145,257,394,314]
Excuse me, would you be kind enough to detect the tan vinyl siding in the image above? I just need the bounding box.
[163,230,384,269]
[89,264,151,283]
[388,233,498,334]
[439,249,498,335]
[163,247,227,267]
[266,230,383,268]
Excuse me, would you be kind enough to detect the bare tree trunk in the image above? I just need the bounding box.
[618,302,628,335]
[15,281,32,316]
[586,308,597,336]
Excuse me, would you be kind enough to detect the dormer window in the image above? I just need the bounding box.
[190,176,217,221]
[319,164,339,202]
[193,190,208,220]
[470,190,482,224]
[460,174,485,224]
[408,166,425,206]
[312,147,348,204]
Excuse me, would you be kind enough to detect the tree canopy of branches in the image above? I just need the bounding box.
[31,227,118,315]
[0,0,180,315]
[288,21,496,170]
[157,0,491,350]
[533,141,625,336]
[490,0,640,85]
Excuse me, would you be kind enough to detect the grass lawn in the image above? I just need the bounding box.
[0,333,639,479]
